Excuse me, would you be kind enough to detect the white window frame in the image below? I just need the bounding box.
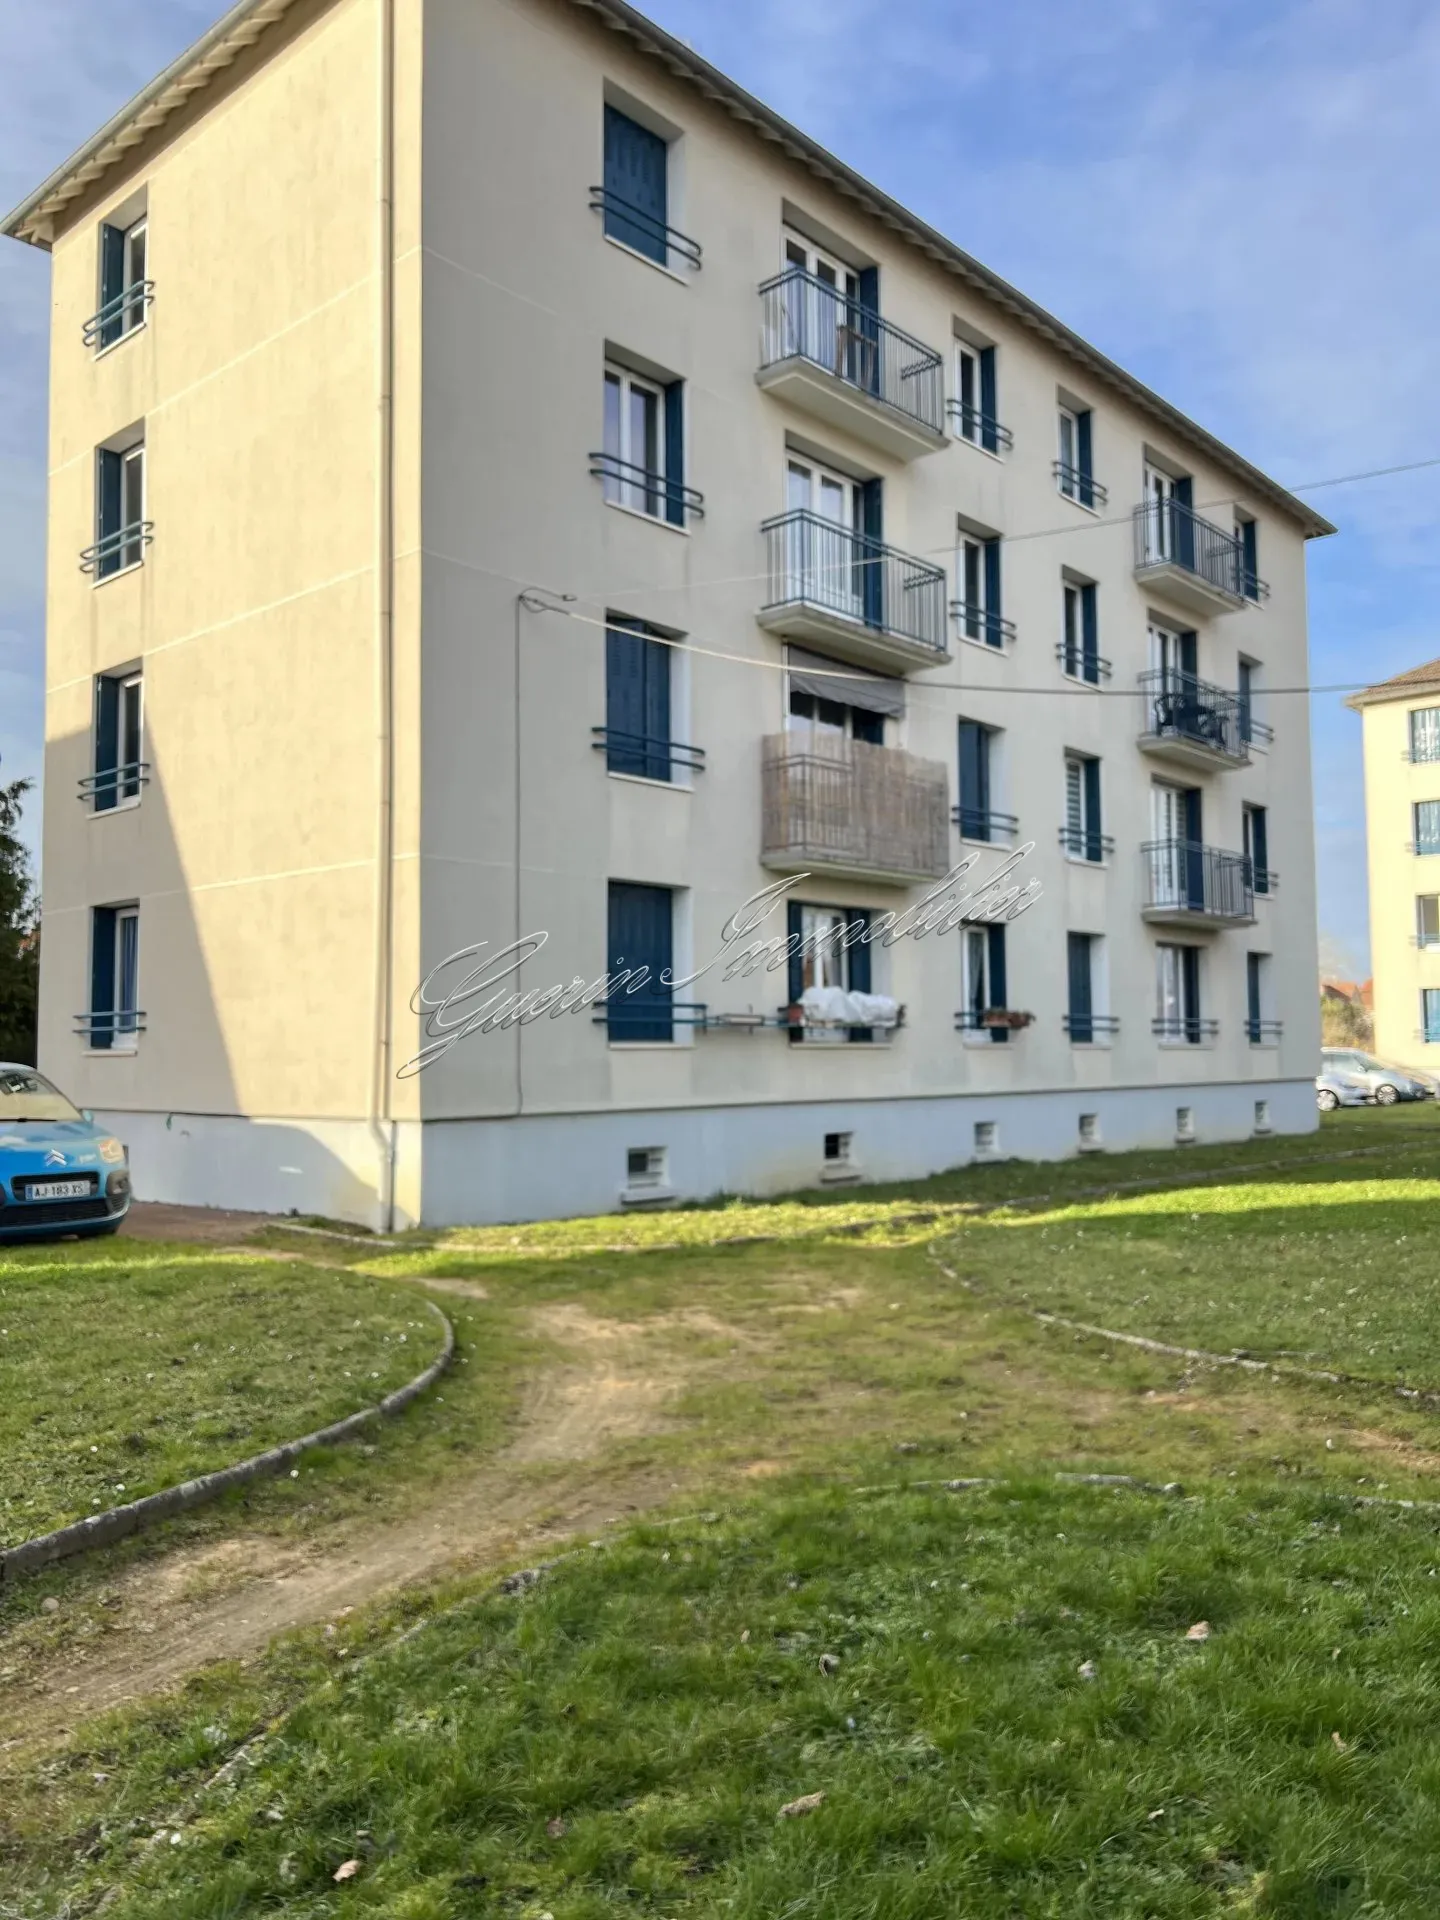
[602,363,667,519]
[1419,895,1440,948]
[954,342,981,446]
[1057,405,1081,500]
[1155,941,1204,1047]
[116,670,144,810]
[955,533,1002,649]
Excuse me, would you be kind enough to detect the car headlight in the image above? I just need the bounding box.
[98,1136,126,1164]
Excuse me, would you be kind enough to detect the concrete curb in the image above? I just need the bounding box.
[0,1300,454,1584]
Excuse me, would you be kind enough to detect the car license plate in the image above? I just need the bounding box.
[25,1178,93,1201]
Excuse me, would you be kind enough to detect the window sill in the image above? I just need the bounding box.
[1248,1039,1281,1050]
[606,770,692,794]
[602,497,691,537]
[1157,1039,1213,1051]
[90,559,145,589]
[607,1041,689,1052]
[602,232,693,286]
[819,1163,862,1184]
[952,435,1007,464]
[1063,852,1109,870]
[85,1047,138,1058]
[619,1184,677,1207]
[1059,670,1104,691]
[957,632,1011,658]
[1068,1038,1113,1050]
[959,834,1017,852]
[89,797,142,818]
[961,1032,1013,1050]
[93,319,148,363]
[1055,487,1102,516]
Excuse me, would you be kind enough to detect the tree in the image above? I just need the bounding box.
[0,777,39,1065]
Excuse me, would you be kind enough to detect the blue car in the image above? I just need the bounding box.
[0,1062,132,1241]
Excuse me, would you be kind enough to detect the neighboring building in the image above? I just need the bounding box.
[1349,659,1440,1067]
[2,0,1333,1227]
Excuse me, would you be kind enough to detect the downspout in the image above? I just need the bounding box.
[369,0,398,1231]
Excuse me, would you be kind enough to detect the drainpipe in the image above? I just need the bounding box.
[369,0,398,1232]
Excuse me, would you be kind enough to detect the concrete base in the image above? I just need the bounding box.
[98,1078,1318,1230]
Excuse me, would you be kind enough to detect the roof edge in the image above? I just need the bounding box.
[1,0,1337,539]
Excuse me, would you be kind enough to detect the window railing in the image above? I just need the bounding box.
[591,728,705,778]
[1142,839,1254,921]
[1134,499,1264,601]
[1054,460,1107,508]
[1058,825,1114,860]
[83,280,154,350]
[954,804,1019,844]
[955,1008,1034,1032]
[1064,1013,1120,1040]
[592,998,706,1041]
[79,762,151,808]
[781,1002,905,1040]
[1152,1015,1219,1042]
[1138,668,1248,759]
[950,599,1016,647]
[588,451,704,524]
[761,509,948,654]
[74,1009,147,1044]
[1243,860,1279,897]
[1055,640,1112,683]
[588,186,702,271]
[758,266,945,437]
[1408,829,1440,856]
[762,735,951,881]
[80,520,154,578]
[1246,1018,1283,1043]
[948,399,1013,451]
[1239,711,1274,747]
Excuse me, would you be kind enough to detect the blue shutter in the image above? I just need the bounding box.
[1173,476,1195,572]
[856,266,880,395]
[607,881,673,1041]
[986,923,1008,1043]
[1237,659,1253,743]
[845,908,872,1043]
[1181,946,1201,1043]
[606,620,670,781]
[94,675,120,813]
[1067,932,1093,1042]
[97,448,123,578]
[979,346,998,453]
[663,382,685,526]
[1178,629,1198,680]
[1076,410,1094,508]
[1083,757,1102,863]
[1080,583,1099,684]
[603,106,668,264]
[958,721,989,839]
[1240,518,1260,600]
[99,225,126,348]
[90,906,117,1050]
[787,899,804,1019]
[1183,788,1204,909]
[860,478,884,629]
[983,539,1002,646]
[1249,806,1269,895]
[1246,953,1261,1039]
[1425,988,1440,1044]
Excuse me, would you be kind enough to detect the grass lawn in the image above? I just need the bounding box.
[0,1246,443,1546]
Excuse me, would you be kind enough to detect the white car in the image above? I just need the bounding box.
[1319,1050,1433,1107]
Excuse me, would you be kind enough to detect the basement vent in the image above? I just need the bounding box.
[626,1146,667,1187]
[974,1120,998,1156]
[823,1131,853,1163]
[1254,1099,1272,1134]
[1175,1106,1195,1142]
[1078,1112,1100,1148]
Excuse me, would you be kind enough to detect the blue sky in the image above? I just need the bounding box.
[4,0,1439,976]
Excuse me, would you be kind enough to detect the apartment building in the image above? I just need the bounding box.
[2,0,1333,1227]
[1349,660,1440,1069]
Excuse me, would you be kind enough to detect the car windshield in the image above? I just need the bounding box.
[0,1069,83,1123]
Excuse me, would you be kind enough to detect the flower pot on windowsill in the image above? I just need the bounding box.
[981,1008,1034,1030]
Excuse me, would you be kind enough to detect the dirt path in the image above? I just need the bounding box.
[2,1304,719,1741]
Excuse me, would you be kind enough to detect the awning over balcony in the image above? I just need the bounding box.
[785,646,906,717]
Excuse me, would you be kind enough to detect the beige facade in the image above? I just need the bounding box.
[1349,661,1440,1068]
[5,0,1332,1226]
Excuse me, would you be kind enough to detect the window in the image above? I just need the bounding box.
[1424,989,1440,1045]
[1237,658,1255,744]
[781,458,882,627]
[1141,465,1195,569]
[1246,952,1275,1043]
[1418,896,1440,947]
[1066,932,1100,1043]
[953,341,1006,452]
[1155,942,1204,1043]
[90,440,146,579]
[606,881,674,1041]
[787,688,883,747]
[1415,802,1440,855]
[1062,755,1105,862]
[1411,709,1440,764]
[94,214,148,350]
[1061,580,1100,683]
[1056,404,1102,507]
[823,1130,853,1163]
[625,1146,668,1188]
[1235,515,1260,601]
[957,719,1011,842]
[88,905,140,1051]
[773,230,875,392]
[1242,805,1271,896]
[604,617,674,780]
[786,901,874,1044]
[89,669,144,812]
[1146,781,1203,910]
[600,363,687,525]
[785,647,899,747]
[955,532,1006,647]
[961,923,1009,1043]
[602,105,670,266]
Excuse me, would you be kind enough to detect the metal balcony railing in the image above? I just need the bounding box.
[948,398,1013,452]
[761,510,948,655]
[588,186,702,271]
[950,599,1016,647]
[1152,1015,1219,1043]
[1064,1013,1120,1040]
[1054,460,1107,508]
[762,735,950,881]
[74,1009,146,1045]
[592,998,707,1040]
[592,728,705,780]
[83,280,154,350]
[758,266,945,436]
[589,452,704,523]
[954,804,1019,845]
[80,519,153,578]
[78,762,150,808]
[1134,499,1263,602]
[1058,824,1114,861]
[1056,640,1112,683]
[1138,668,1249,760]
[1246,1018,1284,1043]
[1142,839,1254,922]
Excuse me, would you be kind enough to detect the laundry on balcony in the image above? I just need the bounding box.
[798,986,901,1029]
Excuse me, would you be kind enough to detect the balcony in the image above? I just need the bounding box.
[1133,500,1256,617]
[1136,669,1251,771]
[757,267,946,459]
[1141,840,1256,928]
[760,734,950,885]
[758,510,949,672]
